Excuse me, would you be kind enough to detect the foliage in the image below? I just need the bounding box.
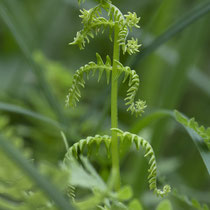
[0,0,209,209]
[0,116,70,210]
[174,110,210,149]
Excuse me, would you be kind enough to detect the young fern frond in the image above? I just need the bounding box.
[66,0,171,206]
[70,19,115,49]
[112,128,171,197]
[64,135,111,161]
[64,128,171,197]
[115,60,146,117]
[66,53,112,107]
[70,3,115,49]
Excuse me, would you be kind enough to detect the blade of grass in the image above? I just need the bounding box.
[188,68,210,97]
[0,1,67,126]
[129,0,210,69]
[0,102,61,129]
[0,135,74,210]
[130,109,173,133]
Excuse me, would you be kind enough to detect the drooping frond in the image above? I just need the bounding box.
[64,128,170,197]
[175,110,210,149]
[112,128,171,197]
[115,60,146,117]
[64,135,111,161]
[66,53,112,107]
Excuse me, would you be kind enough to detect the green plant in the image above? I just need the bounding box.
[64,0,171,208]
[0,0,209,209]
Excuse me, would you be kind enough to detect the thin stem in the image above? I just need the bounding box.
[111,25,120,190]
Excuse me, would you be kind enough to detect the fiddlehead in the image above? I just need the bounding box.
[66,53,112,107]
[115,61,146,117]
[112,128,171,197]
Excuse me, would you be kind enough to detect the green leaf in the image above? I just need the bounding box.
[65,156,107,191]
[0,102,61,129]
[130,109,173,133]
[128,199,143,210]
[116,185,133,201]
[156,199,173,210]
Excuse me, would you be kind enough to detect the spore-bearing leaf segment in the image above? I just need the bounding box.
[65,0,171,202]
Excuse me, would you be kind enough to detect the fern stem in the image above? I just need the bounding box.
[111,24,121,190]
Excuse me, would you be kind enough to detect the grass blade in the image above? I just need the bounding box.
[130,1,210,68]
[0,102,61,129]
[130,109,173,133]
[188,68,210,97]
[0,134,74,210]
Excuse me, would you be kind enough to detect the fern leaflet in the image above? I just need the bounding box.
[115,60,146,117]
[112,128,171,197]
[66,53,112,107]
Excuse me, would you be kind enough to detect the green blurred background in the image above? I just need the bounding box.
[0,0,210,209]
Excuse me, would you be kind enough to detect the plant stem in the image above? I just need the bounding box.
[111,25,120,190]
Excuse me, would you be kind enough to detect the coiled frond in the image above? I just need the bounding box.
[124,12,140,30]
[115,61,146,117]
[73,1,141,55]
[66,53,112,107]
[112,128,171,197]
[70,4,115,49]
[64,135,111,161]
[126,38,141,55]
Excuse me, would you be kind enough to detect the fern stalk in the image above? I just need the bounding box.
[111,24,121,190]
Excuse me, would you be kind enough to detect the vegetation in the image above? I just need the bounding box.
[0,0,209,209]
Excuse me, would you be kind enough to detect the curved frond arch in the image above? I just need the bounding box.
[112,128,171,197]
[64,135,111,162]
[66,53,112,107]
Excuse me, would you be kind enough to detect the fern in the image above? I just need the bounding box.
[65,0,171,208]
[65,53,112,107]
[174,110,210,149]
[64,128,171,197]
[112,128,171,197]
[64,135,111,161]
[115,61,146,117]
